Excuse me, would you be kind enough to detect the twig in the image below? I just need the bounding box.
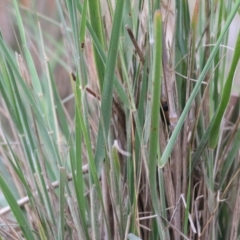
[125,25,144,64]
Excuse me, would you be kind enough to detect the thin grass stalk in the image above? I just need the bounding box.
[90,185,100,240]
[157,167,168,227]
[183,150,193,236]
[58,168,66,240]
[218,0,234,93]
[213,2,224,110]
[203,0,213,124]
[135,48,149,155]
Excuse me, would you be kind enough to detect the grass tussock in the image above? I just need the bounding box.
[0,0,240,239]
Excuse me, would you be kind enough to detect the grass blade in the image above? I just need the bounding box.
[88,0,105,90]
[94,0,126,174]
[148,10,166,239]
[0,174,35,239]
[208,32,240,148]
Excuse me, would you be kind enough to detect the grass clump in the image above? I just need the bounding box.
[0,0,240,239]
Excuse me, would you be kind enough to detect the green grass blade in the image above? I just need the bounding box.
[0,174,35,239]
[148,10,165,239]
[88,0,105,90]
[94,0,126,174]
[71,75,90,240]
[208,32,240,148]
